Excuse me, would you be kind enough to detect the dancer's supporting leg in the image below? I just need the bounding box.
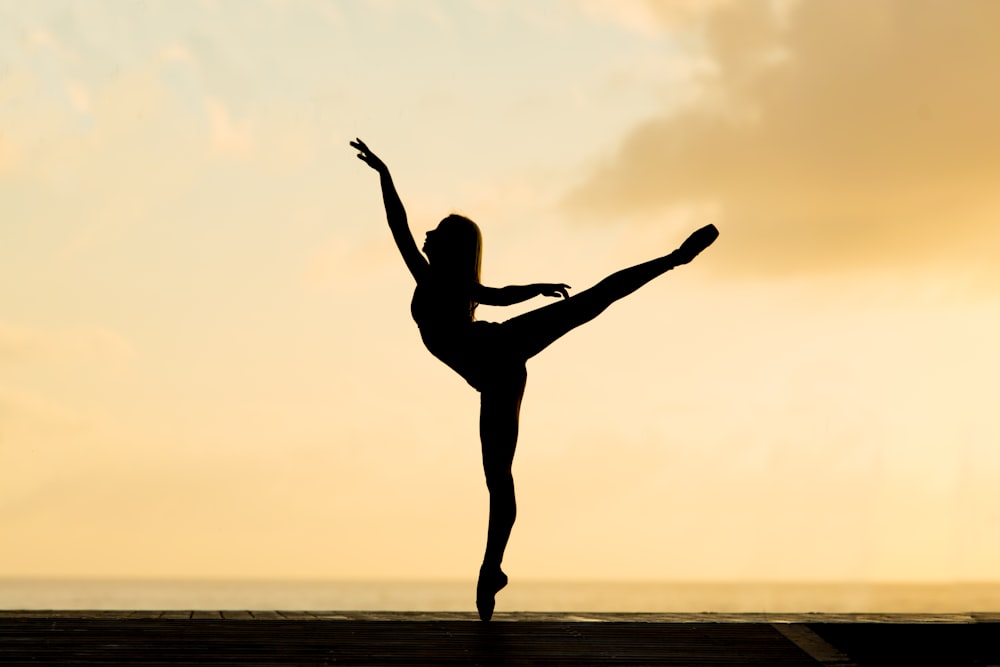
[505,224,719,361]
[476,368,526,621]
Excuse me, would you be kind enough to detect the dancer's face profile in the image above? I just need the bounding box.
[425,215,482,282]
[422,227,448,255]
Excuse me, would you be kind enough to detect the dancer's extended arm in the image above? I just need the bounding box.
[351,138,428,283]
[475,283,570,306]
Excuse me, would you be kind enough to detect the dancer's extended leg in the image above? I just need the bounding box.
[504,224,719,360]
[476,369,525,621]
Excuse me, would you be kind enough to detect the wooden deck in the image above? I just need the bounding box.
[2,611,998,666]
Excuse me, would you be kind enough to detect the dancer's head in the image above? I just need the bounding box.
[424,214,482,283]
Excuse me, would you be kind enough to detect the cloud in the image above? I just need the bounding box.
[579,0,744,35]
[206,98,254,158]
[24,27,79,63]
[160,43,197,65]
[0,323,134,366]
[65,81,91,114]
[566,0,1000,280]
[0,384,89,439]
[0,133,17,173]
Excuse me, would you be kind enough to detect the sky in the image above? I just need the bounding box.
[2,0,1000,588]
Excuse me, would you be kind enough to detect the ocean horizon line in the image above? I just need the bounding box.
[3,578,1000,613]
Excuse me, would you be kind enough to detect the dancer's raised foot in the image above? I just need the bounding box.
[673,224,719,265]
[476,566,508,622]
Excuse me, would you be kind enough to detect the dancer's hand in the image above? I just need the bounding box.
[674,224,719,265]
[539,283,571,299]
[350,138,387,174]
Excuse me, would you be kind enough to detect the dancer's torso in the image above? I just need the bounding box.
[411,278,475,330]
[411,278,477,366]
[411,279,522,392]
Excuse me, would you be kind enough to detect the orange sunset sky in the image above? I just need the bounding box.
[2,0,1000,586]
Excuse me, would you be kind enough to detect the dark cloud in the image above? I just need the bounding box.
[568,0,1000,279]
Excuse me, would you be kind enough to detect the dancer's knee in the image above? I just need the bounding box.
[485,468,514,494]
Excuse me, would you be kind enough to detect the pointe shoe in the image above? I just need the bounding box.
[476,567,508,622]
[674,224,719,264]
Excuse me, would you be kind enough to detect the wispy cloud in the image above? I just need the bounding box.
[0,323,134,366]
[206,98,254,158]
[24,27,79,63]
[579,0,741,35]
[0,133,17,173]
[160,43,198,66]
[64,81,91,114]
[566,0,1000,281]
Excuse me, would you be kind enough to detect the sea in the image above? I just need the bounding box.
[2,579,999,613]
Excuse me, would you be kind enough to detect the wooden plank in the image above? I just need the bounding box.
[773,624,858,667]
[972,612,1000,623]
[275,610,317,619]
[0,610,997,666]
[0,610,991,623]
[810,621,1000,666]
[0,614,817,665]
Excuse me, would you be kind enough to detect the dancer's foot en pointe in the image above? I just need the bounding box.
[673,224,720,265]
[476,565,508,622]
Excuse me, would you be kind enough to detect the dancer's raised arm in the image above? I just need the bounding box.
[351,139,428,283]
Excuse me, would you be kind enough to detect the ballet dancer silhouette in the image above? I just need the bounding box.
[351,139,718,620]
